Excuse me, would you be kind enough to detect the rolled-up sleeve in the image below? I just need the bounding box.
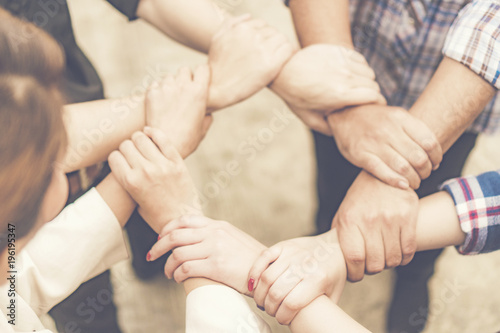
[440,170,500,255]
[107,0,141,20]
[443,1,500,88]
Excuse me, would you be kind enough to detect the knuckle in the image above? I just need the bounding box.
[269,289,282,302]
[169,230,180,243]
[345,252,365,265]
[180,262,191,274]
[276,315,290,326]
[260,271,272,286]
[413,154,429,169]
[385,254,402,268]
[423,138,439,152]
[402,242,417,257]
[348,273,364,283]
[171,249,182,262]
[124,173,139,190]
[283,298,301,312]
[366,261,384,274]
[396,160,412,174]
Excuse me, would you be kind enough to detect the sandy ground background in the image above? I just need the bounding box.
[41,0,500,332]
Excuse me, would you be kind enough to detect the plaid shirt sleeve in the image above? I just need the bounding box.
[440,170,500,255]
[442,1,500,89]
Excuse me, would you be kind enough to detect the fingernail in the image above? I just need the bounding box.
[158,235,162,241]
[146,252,152,262]
[398,180,409,190]
[433,164,440,171]
[144,126,152,132]
[248,278,255,292]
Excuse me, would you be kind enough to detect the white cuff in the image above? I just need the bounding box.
[186,285,272,333]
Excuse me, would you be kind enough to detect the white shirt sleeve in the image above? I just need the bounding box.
[16,188,129,317]
[186,285,272,333]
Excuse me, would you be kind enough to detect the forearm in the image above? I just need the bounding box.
[409,56,496,152]
[136,0,227,53]
[415,191,465,251]
[289,0,352,48]
[95,174,137,227]
[291,295,369,333]
[63,94,146,173]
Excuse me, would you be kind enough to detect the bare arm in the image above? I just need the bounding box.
[63,94,146,173]
[136,0,227,53]
[410,56,496,152]
[288,0,352,48]
[290,295,369,333]
[95,174,137,227]
[288,192,463,333]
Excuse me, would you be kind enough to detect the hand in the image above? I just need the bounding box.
[333,171,419,282]
[288,105,332,136]
[148,215,266,294]
[248,231,346,325]
[108,128,201,233]
[328,104,443,190]
[145,65,212,159]
[208,14,294,110]
[270,44,385,114]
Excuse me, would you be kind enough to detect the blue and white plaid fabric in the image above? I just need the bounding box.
[284,0,500,134]
[441,170,500,255]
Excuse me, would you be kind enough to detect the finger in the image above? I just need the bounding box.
[201,115,213,137]
[212,14,251,40]
[387,152,421,190]
[158,215,210,239]
[333,88,384,109]
[400,224,417,266]
[143,127,183,163]
[245,18,267,30]
[391,137,433,182]
[161,74,176,88]
[272,41,295,66]
[275,279,322,325]
[403,118,443,170]
[345,49,370,66]
[176,66,193,83]
[293,108,332,136]
[347,75,381,92]
[131,131,167,164]
[229,13,252,28]
[257,26,280,40]
[248,246,282,291]
[382,223,403,269]
[172,259,215,283]
[362,227,386,275]
[149,228,203,261]
[193,64,211,92]
[337,224,366,282]
[264,268,302,317]
[360,153,410,190]
[348,60,376,79]
[165,243,208,279]
[118,139,147,169]
[108,150,132,184]
[254,260,290,308]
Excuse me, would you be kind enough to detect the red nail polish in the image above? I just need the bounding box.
[158,235,161,241]
[146,252,152,262]
[248,278,254,292]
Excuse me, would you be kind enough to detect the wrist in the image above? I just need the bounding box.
[207,81,230,112]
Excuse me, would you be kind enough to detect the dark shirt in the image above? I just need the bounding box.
[0,0,140,103]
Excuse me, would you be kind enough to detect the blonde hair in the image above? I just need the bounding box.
[0,9,67,250]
